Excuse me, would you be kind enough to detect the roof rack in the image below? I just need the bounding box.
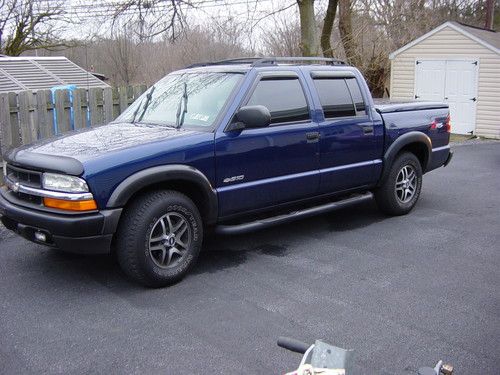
[186,58,263,68]
[253,56,347,66]
[185,56,347,69]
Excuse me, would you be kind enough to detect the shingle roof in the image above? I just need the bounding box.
[452,22,500,50]
[390,21,500,59]
[0,56,110,93]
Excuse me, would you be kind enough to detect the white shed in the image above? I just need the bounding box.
[389,21,500,139]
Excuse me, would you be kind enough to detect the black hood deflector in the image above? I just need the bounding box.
[4,148,84,176]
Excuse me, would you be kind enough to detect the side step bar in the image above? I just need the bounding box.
[215,192,373,235]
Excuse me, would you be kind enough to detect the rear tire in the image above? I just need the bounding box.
[116,190,203,287]
[375,152,422,216]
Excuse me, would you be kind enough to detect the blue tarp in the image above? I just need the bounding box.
[50,85,90,134]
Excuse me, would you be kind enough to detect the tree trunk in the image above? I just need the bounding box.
[338,0,361,66]
[297,0,318,56]
[320,0,338,58]
[485,0,495,29]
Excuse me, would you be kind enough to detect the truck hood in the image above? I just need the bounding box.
[5,122,199,175]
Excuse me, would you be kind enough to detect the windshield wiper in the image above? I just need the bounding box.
[175,82,188,129]
[132,85,156,123]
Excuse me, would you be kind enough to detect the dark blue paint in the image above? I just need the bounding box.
[8,63,451,220]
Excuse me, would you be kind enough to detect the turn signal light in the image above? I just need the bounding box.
[43,197,97,211]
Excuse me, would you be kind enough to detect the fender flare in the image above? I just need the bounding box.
[379,131,432,185]
[106,165,218,224]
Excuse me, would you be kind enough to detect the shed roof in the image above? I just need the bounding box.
[389,21,500,59]
[0,56,110,93]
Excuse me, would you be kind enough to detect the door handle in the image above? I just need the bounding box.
[362,125,374,135]
[306,131,320,143]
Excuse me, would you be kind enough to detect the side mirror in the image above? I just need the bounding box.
[229,105,271,130]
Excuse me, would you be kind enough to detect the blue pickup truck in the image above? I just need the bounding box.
[1,57,452,286]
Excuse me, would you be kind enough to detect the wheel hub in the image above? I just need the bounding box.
[148,212,192,269]
[164,234,176,247]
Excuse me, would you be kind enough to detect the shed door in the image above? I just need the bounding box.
[415,60,446,101]
[415,59,478,135]
[444,61,478,135]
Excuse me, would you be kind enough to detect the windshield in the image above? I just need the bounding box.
[115,72,242,129]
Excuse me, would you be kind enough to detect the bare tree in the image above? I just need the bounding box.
[0,0,69,56]
[38,20,250,86]
[110,0,200,42]
[320,0,338,57]
[261,13,302,56]
[338,0,361,66]
[358,0,490,51]
[106,26,140,85]
[297,0,319,56]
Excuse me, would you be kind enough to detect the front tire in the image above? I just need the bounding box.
[116,190,203,287]
[375,152,423,216]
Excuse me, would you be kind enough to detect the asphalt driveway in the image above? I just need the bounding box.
[0,142,499,374]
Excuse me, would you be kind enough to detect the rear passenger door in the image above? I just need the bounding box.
[215,72,320,218]
[310,72,383,193]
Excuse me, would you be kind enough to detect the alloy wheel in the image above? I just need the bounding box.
[148,212,192,268]
[395,165,417,204]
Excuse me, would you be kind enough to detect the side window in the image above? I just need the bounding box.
[313,78,356,118]
[345,78,367,115]
[247,78,309,124]
[313,77,367,118]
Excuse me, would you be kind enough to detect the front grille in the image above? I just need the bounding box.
[6,164,42,188]
[5,164,43,205]
[15,191,43,205]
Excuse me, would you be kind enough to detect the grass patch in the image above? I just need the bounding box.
[450,133,476,142]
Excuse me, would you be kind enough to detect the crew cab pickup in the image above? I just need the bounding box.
[0,57,453,286]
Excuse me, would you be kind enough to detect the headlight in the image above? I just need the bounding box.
[42,173,89,193]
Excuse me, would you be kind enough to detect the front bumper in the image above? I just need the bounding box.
[0,189,122,254]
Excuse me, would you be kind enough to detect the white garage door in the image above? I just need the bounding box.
[415,59,478,135]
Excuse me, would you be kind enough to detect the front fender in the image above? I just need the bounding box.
[106,165,218,224]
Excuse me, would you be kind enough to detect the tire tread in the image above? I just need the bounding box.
[375,152,422,216]
[116,190,202,287]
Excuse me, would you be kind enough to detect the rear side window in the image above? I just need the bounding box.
[313,77,367,118]
[345,78,367,115]
[247,78,309,124]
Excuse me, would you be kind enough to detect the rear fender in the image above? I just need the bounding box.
[379,131,431,186]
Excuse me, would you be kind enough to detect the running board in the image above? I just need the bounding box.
[215,192,374,235]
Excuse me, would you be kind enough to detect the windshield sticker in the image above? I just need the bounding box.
[189,113,210,122]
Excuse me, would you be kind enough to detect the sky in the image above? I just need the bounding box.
[59,0,304,44]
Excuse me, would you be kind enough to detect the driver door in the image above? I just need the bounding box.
[215,72,320,218]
